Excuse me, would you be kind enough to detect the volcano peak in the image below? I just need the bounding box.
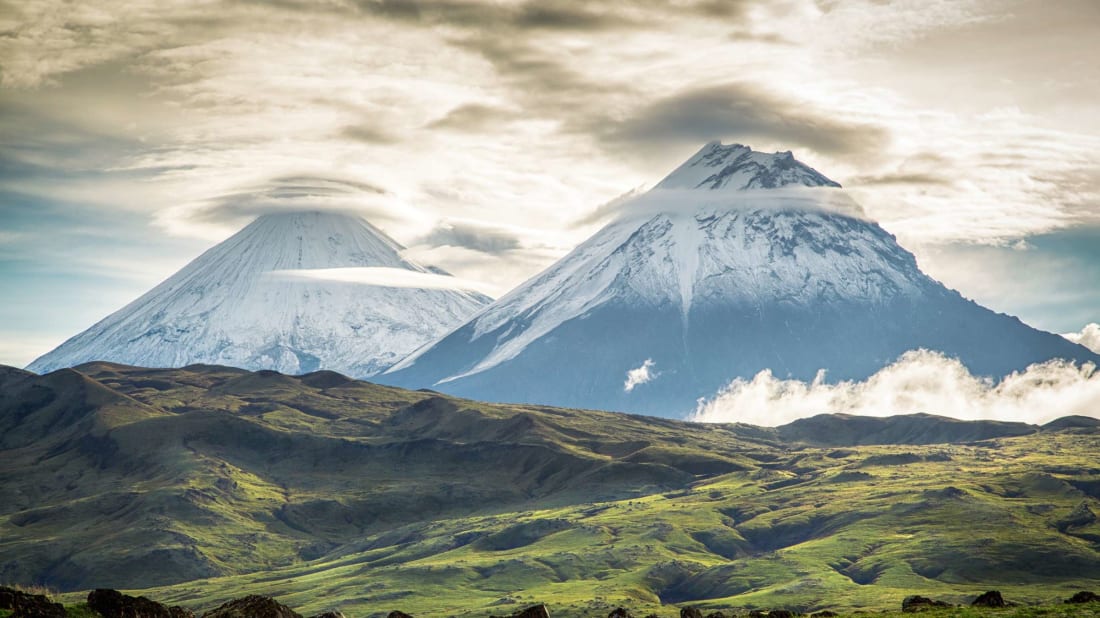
[655,141,841,191]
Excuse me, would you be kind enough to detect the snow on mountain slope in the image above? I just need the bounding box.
[381,142,1100,417]
[27,211,490,377]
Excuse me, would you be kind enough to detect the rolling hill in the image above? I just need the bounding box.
[2,363,1099,616]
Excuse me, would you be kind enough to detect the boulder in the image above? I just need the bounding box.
[0,587,66,618]
[513,605,550,618]
[1066,591,1100,604]
[901,596,950,612]
[310,613,345,618]
[680,607,703,618]
[387,612,413,618]
[810,612,838,617]
[971,591,1007,608]
[88,588,194,618]
[489,605,550,618]
[767,611,796,618]
[608,609,632,618]
[201,595,302,618]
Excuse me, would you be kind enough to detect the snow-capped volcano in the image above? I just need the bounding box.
[381,142,1100,417]
[27,211,490,377]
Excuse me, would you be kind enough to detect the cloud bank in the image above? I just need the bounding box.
[692,349,1100,426]
[267,267,499,296]
[1064,323,1100,354]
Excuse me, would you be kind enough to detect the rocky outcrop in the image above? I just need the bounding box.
[387,612,413,618]
[902,595,950,612]
[1067,591,1100,604]
[0,587,66,618]
[971,591,1007,607]
[679,607,703,618]
[200,595,302,618]
[309,612,345,618]
[607,608,632,618]
[88,588,194,618]
[490,604,550,618]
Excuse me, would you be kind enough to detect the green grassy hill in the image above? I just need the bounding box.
[1,363,1098,617]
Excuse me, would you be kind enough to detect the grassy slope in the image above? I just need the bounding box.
[122,434,1100,618]
[1,363,1098,617]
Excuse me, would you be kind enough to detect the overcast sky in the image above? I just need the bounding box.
[2,0,1099,367]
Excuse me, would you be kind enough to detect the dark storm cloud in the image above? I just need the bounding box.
[348,0,751,30]
[340,123,400,144]
[599,82,890,158]
[418,221,523,255]
[847,172,953,186]
[452,36,611,104]
[428,104,516,131]
[511,3,634,30]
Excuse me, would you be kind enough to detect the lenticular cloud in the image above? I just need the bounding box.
[691,349,1100,426]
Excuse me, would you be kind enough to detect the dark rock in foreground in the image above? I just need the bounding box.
[679,607,702,618]
[971,591,1007,607]
[309,612,345,618]
[902,595,951,612]
[387,612,413,618]
[88,588,194,618]
[201,595,302,618]
[811,612,839,617]
[0,587,66,618]
[1067,591,1100,604]
[608,608,632,618]
[490,604,549,618]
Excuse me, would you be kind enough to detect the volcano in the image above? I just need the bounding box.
[27,211,490,377]
[381,142,1100,417]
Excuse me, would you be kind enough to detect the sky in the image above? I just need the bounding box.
[1,0,1099,369]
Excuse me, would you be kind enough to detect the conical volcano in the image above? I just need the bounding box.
[27,211,491,377]
[380,142,1100,417]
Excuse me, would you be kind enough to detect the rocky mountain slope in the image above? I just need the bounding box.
[381,142,1099,416]
[26,211,490,378]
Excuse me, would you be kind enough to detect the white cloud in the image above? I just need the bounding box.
[624,358,656,393]
[692,349,1100,426]
[1064,323,1100,354]
[588,186,868,228]
[266,267,500,297]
